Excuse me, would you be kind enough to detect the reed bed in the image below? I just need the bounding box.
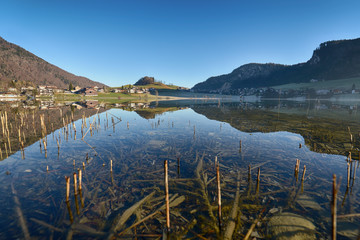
[0,102,359,239]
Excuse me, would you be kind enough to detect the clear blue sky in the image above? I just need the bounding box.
[1,0,360,88]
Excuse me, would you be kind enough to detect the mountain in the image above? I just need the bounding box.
[134,76,155,86]
[192,38,360,93]
[0,36,107,89]
[131,76,181,90]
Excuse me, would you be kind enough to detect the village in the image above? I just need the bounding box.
[0,95,152,112]
[205,79,360,98]
[0,84,152,99]
[0,83,156,111]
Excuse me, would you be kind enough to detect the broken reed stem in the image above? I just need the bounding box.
[74,194,80,215]
[82,116,96,140]
[7,135,11,153]
[295,159,300,173]
[73,173,78,195]
[294,159,300,181]
[42,138,47,151]
[11,183,31,240]
[248,164,251,182]
[78,169,82,191]
[332,174,338,240]
[216,163,222,231]
[224,172,241,240]
[65,176,70,202]
[110,159,113,172]
[164,160,170,232]
[5,142,8,157]
[244,208,266,240]
[347,162,350,188]
[302,165,306,181]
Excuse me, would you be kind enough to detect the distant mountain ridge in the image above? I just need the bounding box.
[0,36,107,89]
[192,38,360,93]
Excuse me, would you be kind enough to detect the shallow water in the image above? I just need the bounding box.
[0,99,359,239]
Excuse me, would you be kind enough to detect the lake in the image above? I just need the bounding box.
[0,99,359,239]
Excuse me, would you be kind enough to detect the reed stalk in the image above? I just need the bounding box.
[78,169,82,191]
[11,183,30,240]
[74,194,80,215]
[65,176,70,202]
[302,165,306,181]
[164,160,170,232]
[224,172,240,240]
[347,162,350,188]
[7,135,11,153]
[332,174,338,240]
[73,173,78,195]
[22,131,26,144]
[216,163,222,231]
[5,142,8,158]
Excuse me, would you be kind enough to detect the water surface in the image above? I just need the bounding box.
[0,99,359,239]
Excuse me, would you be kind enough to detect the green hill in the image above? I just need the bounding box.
[114,82,180,90]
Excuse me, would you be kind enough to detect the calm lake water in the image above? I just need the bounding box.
[0,99,359,239]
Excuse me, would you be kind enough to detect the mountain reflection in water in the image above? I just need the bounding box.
[0,99,359,239]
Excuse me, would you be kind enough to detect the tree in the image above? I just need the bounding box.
[352,83,356,91]
[32,88,38,97]
[69,82,73,91]
[9,80,16,88]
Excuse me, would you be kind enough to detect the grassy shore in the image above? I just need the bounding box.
[50,92,192,103]
[273,76,360,91]
[112,82,179,90]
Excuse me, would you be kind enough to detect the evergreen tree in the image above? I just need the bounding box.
[69,82,73,91]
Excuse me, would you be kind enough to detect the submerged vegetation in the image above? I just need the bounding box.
[0,99,359,239]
